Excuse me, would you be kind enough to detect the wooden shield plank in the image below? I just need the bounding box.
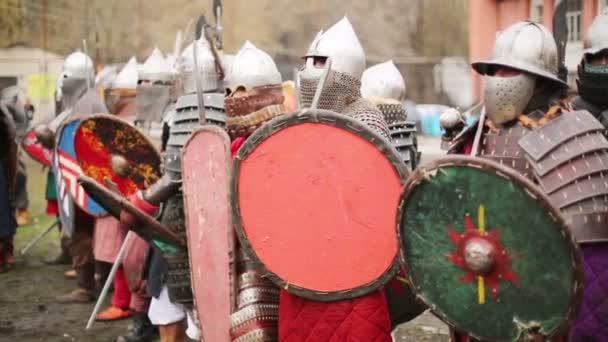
[232,109,408,301]
[78,175,186,249]
[182,126,235,342]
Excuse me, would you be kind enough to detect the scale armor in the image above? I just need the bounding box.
[230,249,279,342]
[160,92,226,304]
[378,104,419,170]
[470,109,608,244]
[518,110,608,243]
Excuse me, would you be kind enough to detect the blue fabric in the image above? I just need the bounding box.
[0,163,16,239]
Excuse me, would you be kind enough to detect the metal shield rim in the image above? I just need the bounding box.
[56,118,108,217]
[231,108,408,301]
[77,112,161,158]
[182,125,235,340]
[396,155,584,340]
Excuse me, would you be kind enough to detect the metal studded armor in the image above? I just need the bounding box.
[229,249,280,341]
[519,111,608,243]
[160,93,226,305]
[378,104,418,170]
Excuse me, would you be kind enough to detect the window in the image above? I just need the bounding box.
[530,0,543,22]
[567,0,582,42]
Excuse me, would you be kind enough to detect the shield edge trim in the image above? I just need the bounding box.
[181,125,238,336]
[56,118,108,217]
[231,108,409,301]
[397,155,584,341]
[74,113,162,197]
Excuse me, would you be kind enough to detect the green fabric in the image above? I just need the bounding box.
[46,171,57,200]
[401,166,575,341]
[153,239,179,253]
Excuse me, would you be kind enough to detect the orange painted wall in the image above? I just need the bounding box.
[468,0,603,102]
[469,0,531,100]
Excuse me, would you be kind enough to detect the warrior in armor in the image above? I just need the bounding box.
[135,47,178,148]
[0,86,31,225]
[361,60,420,170]
[226,41,286,341]
[119,37,226,342]
[568,8,608,341]
[92,57,151,329]
[0,90,18,273]
[278,17,394,342]
[572,8,608,127]
[441,21,608,341]
[36,50,108,303]
[43,80,71,266]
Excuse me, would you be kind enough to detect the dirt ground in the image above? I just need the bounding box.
[0,148,450,342]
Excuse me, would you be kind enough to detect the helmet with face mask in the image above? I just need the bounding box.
[472,21,566,125]
[177,39,220,94]
[224,41,284,138]
[577,8,608,106]
[298,16,366,112]
[60,50,95,108]
[105,57,138,116]
[136,48,176,138]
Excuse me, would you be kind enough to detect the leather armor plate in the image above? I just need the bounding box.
[519,111,608,243]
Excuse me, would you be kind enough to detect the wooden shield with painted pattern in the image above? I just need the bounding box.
[398,155,583,341]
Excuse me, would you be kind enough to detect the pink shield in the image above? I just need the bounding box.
[182,126,235,342]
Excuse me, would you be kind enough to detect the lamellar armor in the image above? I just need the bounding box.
[224,41,284,341]
[298,17,390,139]
[144,39,226,305]
[361,60,419,170]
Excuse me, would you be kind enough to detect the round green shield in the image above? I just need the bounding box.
[398,156,583,341]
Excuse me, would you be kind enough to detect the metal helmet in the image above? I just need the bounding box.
[298,17,366,112]
[140,47,173,83]
[221,53,235,79]
[361,60,406,104]
[225,41,282,94]
[302,16,366,79]
[177,39,219,93]
[95,65,118,89]
[224,41,284,139]
[113,57,139,90]
[577,8,608,106]
[472,21,567,87]
[61,50,95,81]
[583,7,608,57]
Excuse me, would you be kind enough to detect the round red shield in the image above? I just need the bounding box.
[232,109,408,300]
[74,114,161,197]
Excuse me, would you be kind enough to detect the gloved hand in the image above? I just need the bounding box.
[440,108,466,142]
[34,124,55,149]
[119,191,159,232]
[439,107,465,131]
